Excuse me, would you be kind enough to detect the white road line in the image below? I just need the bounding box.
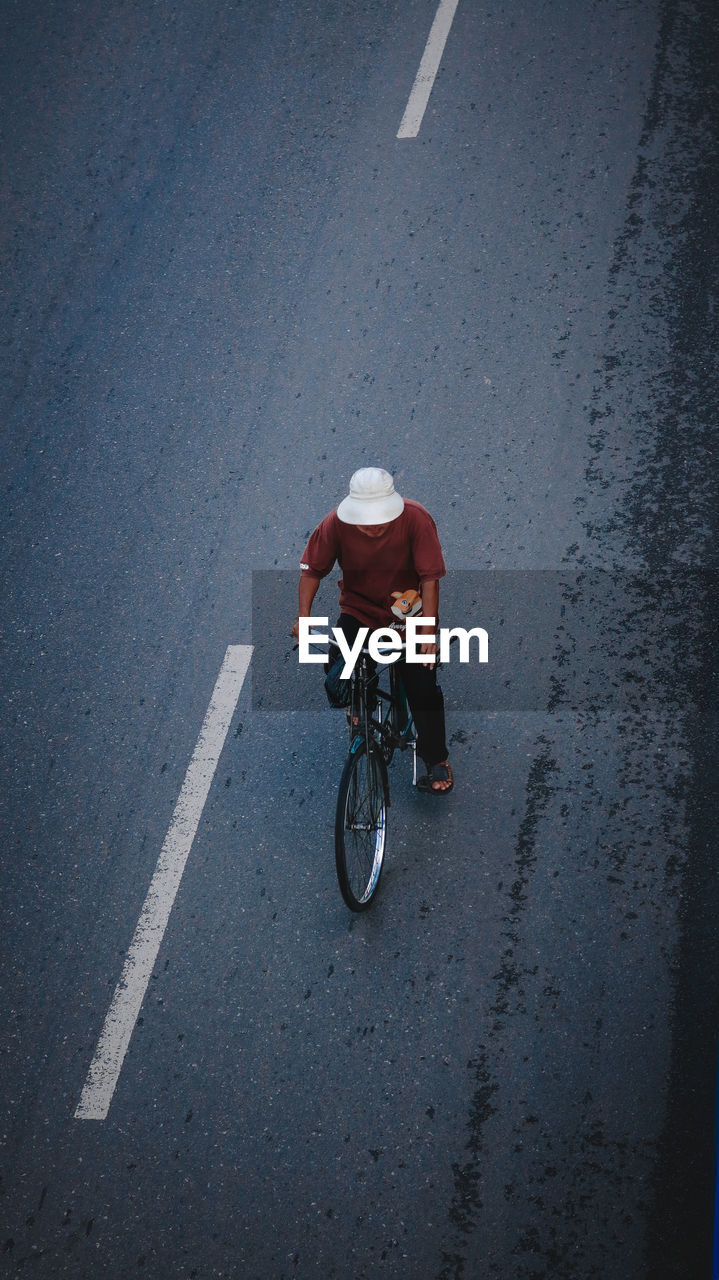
[397,0,460,139]
[75,644,253,1121]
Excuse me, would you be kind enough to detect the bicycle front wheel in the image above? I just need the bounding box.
[335,742,388,911]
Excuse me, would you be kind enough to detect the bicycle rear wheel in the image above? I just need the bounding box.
[335,742,388,911]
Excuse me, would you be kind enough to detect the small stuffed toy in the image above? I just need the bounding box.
[390,589,423,619]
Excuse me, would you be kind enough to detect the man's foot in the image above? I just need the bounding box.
[417,760,453,795]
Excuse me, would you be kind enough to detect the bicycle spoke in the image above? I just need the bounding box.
[335,744,387,910]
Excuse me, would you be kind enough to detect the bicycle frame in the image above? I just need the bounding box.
[347,648,418,788]
[333,636,433,911]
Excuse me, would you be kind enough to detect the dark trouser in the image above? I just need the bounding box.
[326,613,449,768]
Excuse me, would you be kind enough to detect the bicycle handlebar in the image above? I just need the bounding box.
[353,633,458,659]
[292,632,458,658]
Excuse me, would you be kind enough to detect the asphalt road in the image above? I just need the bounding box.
[1,1,717,1277]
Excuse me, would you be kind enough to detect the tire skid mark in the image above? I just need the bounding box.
[437,742,559,1279]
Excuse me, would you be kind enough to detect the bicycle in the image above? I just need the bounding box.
[334,639,417,912]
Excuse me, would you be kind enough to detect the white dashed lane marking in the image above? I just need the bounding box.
[397,0,461,138]
[75,645,253,1121]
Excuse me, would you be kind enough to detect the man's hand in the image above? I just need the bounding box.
[419,580,440,666]
[419,640,438,668]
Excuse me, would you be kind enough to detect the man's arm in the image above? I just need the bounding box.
[419,579,440,667]
[292,511,339,639]
[290,575,321,640]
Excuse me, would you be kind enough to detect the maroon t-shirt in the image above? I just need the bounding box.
[300,499,446,628]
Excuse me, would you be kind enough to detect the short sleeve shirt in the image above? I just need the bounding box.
[300,499,446,628]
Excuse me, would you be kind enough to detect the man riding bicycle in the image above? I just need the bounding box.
[291,467,453,794]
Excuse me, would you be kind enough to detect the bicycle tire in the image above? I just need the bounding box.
[335,741,388,911]
[378,696,396,765]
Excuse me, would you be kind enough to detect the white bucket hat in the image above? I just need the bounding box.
[336,467,405,525]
